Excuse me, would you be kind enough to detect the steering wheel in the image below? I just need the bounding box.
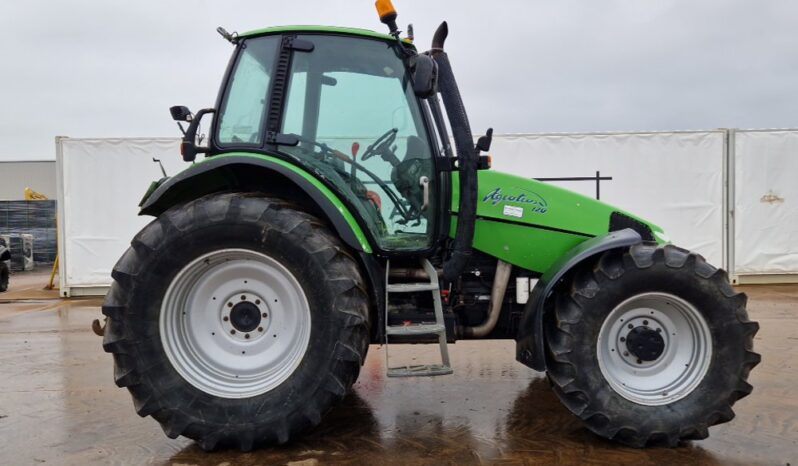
[360,128,398,162]
[290,134,412,221]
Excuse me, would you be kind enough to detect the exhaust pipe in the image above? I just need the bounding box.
[429,22,478,283]
[463,260,512,338]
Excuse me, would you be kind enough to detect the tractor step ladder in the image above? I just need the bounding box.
[384,258,453,377]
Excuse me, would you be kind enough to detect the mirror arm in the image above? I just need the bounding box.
[180,108,215,162]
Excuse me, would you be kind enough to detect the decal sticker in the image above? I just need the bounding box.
[503,205,524,218]
[482,187,548,214]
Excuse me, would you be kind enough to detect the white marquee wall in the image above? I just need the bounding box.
[732,130,798,280]
[56,130,797,295]
[56,137,183,296]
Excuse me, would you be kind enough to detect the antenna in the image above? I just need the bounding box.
[216,27,239,44]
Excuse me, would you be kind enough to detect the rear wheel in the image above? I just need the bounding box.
[545,244,760,447]
[102,193,370,450]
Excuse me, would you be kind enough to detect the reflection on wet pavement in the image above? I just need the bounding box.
[0,285,795,465]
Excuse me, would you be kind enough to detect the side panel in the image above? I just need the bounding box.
[139,152,372,253]
[451,170,663,273]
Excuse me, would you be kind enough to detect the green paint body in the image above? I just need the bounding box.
[450,171,666,273]
[144,153,666,271]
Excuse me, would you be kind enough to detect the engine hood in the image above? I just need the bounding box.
[450,170,667,272]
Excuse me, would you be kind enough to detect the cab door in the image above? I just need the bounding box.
[278,34,440,253]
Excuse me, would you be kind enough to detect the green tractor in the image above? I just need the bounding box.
[102,0,760,450]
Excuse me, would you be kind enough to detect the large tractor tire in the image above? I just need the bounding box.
[545,244,760,447]
[102,193,370,451]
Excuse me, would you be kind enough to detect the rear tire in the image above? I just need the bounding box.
[102,193,370,450]
[545,244,760,447]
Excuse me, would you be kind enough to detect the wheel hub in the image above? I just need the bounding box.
[230,301,262,333]
[220,292,270,342]
[625,326,665,361]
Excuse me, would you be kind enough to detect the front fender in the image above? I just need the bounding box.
[0,246,9,262]
[139,153,372,253]
[515,228,643,371]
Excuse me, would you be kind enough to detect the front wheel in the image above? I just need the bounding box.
[102,193,370,450]
[545,244,760,447]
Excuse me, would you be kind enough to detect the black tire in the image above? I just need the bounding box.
[0,262,8,292]
[101,193,370,451]
[545,244,760,447]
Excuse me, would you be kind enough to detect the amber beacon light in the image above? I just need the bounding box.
[375,0,399,36]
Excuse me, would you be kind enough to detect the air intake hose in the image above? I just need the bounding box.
[430,22,477,283]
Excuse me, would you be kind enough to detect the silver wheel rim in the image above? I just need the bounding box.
[597,292,712,406]
[160,248,311,399]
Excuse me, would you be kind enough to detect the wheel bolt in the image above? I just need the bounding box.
[656,328,662,333]
[620,337,626,342]
[245,333,250,339]
[636,359,642,364]
[627,324,633,329]
[262,312,268,318]
[227,302,233,308]
[255,300,261,305]
[223,316,229,322]
[240,295,246,301]
[258,327,264,332]
[230,329,236,335]
[643,320,649,325]
[623,351,629,356]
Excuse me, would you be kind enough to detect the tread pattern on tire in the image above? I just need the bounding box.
[101,193,370,451]
[545,244,761,447]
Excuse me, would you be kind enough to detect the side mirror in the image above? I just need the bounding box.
[169,105,192,122]
[180,108,215,162]
[411,54,437,98]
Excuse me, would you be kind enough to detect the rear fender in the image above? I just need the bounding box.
[139,153,372,254]
[515,228,643,371]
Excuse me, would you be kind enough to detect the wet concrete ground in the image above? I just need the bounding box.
[0,272,796,465]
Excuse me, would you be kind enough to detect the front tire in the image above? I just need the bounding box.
[102,193,370,450]
[545,244,760,447]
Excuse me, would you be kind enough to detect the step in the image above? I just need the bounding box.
[385,323,445,336]
[386,282,438,293]
[387,364,453,377]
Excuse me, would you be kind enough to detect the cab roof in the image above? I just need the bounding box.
[240,25,396,42]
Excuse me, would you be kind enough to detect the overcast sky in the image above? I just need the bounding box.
[2,0,798,160]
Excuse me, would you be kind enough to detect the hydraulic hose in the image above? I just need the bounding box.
[430,22,477,283]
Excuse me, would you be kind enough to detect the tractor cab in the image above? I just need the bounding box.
[171,25,465,256]
[218,30,440,251]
